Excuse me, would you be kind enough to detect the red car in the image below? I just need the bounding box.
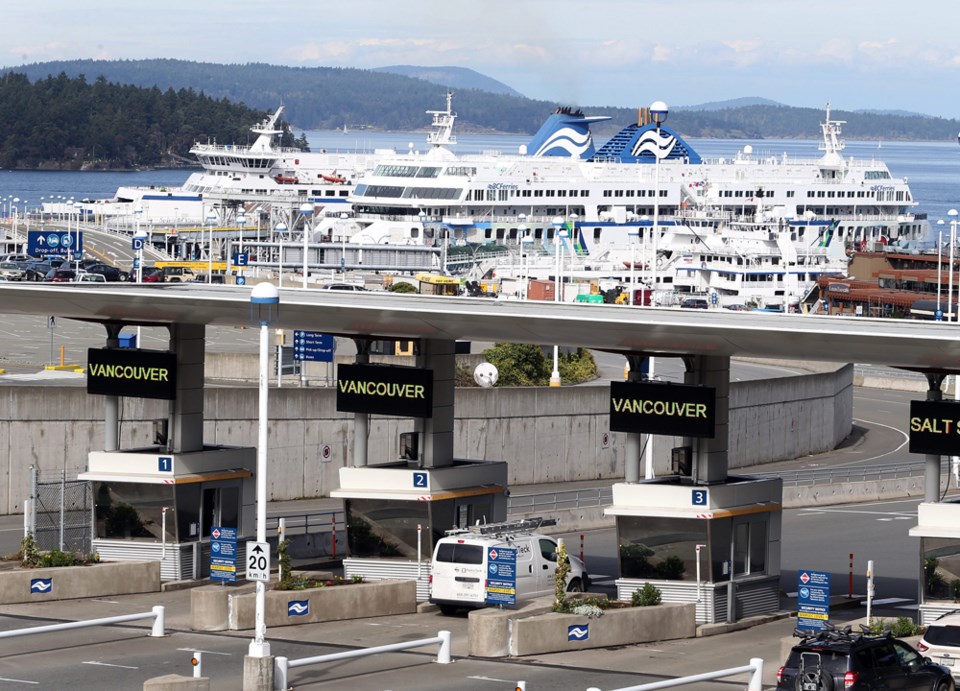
[43,269,76,282]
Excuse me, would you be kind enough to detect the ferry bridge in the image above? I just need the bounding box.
[0,282,958,628]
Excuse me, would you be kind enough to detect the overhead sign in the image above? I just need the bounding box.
[210,526,237,583]
[293,331,334,362]
[336,364,434,418]
[609,381,716,438]
[245,541,271,582]
[28,230,83,257]
[797,569,831,631]
[87,348,178,400]
[909,400,960,455]
[486,546,517,606]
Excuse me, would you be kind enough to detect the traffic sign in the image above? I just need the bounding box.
[234,252,249,267]
[245,541,271,582]
[28,230,83,257]
[236,275,246,286]
[293,331,334,362]
[132,237,145,250]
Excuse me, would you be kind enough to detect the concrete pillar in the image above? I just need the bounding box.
[102,323,123,451]
[624,354,646,483]
[352,339,370,468]
[168,323,206,453]
[924,373,945,503]
[684,355,730,485]
[416,339,455,468]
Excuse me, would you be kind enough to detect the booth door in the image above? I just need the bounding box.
[201,486,240,538]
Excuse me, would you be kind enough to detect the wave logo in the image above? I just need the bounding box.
[287,600,310,617]
[534,127,592,158]
[567,624,589,641]
[31,578,53,594]
[631,129,677,161]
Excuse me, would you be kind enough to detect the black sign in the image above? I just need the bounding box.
[87,348,178,400]
[609,381,715,438]
[909,400,960,455]
[336,364,433,418]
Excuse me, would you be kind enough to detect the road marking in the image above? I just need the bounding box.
[467,676,521,684]
[82,661,139,669]
[90,598,120,604]
[0,677,39,685]
[176,648,232,656]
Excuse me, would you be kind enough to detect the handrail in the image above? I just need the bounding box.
[0,605,164,639]
[274,630,451,690]
[587,657,762,691]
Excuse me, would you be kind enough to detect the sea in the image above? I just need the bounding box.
[1,130,958,224]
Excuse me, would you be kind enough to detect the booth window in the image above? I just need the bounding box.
[345,498,431,559]
[617,516,706,581]
[711,516,768,579]
[921,537,960,600]
[94,482,176,542]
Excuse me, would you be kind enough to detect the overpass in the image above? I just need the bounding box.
[0,282,957,629]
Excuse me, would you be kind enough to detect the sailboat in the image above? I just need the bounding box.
[342,123,348,135]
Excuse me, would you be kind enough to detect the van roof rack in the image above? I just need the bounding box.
[444,517,557,538]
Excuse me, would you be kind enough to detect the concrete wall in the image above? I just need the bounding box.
[0,364,852,514]
[0,561,159,604]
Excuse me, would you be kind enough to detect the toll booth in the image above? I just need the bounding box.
[607,475,783,624]
[909,500,960,624]
[79,445,256,581]
[332,460,508,601]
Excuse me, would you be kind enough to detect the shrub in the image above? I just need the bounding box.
[889,616,920,637]
[925,557,945,596]
[631,583,662,607]
[570,603,604,618]
[952,578,960,602]
[387,281,417,294]
[483,343,550,386]
[654,555,686,580]
[552,542,571,612]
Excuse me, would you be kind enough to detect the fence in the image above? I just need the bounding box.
[30,466,92,553]
[508,486,613,515]
[273,630,451,690]
[586,658,763,691]
[0,606,165,640]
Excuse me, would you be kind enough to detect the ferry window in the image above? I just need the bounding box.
[614,190,624,197]
[557,190,566,197]
[339,191,349,197]
[415,167,442,178]
[787,191,795,198]
[580,190,588,196]
[534,190,544,197]
[546,190,555,197]
[603,191,612,198]
[626,190,634,197]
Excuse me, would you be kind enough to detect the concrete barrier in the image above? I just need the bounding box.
[0,561,159,604]
[143,675,209,691]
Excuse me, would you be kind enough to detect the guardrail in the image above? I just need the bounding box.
[273,630,451,690]
[0,605,164,640]
[266,509,342,535]
[754,459,938,487]
[508,486,613,515]
[586,657,762,691]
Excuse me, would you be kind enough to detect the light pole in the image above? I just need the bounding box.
[937,219,945,317]
[339,212,349,276]
[518,221,528,299]
[133,204,143,280]
[550,216,568,387]
[299,202,313,289]
[950,210,959,323]
[72,201,84,272]
[11,197,19,246]
[249,282,279,662]
[236,211,247,284]
[274,221,288,287]
[650,100,668,306]
[205,210,217,284]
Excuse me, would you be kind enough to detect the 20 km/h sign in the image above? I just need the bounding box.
[245,541,271,582]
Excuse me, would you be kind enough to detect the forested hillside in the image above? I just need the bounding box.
[0,72,301,169]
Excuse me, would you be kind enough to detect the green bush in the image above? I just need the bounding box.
[951,578,960,602]
[557,348,599,384]
[552,542,571,612]
[631,583,662,607]
[889,616,920,637]
[654,555,686,580]
[387,281,417,294]
[483,343,550,386]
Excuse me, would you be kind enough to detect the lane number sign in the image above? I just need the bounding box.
[245,541,271,582]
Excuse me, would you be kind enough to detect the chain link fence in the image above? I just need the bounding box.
[29,466,93,553]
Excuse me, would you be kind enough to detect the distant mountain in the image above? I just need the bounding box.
[854,108,931,118]
[675,97,784,111]
[372,65,522,97]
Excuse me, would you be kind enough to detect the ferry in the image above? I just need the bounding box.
[324,97,929,310]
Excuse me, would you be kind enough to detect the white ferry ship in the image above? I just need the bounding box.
[326,97,929,309]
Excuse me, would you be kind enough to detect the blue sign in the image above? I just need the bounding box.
[234,252,248,267]
[568,624,589,641]
[158,456,172,472]
[413,472,428,488]
[293,331,334,362]
[485,546,517,606]
[28,230,83,257]
[692,489,707,506]
[31,578,52,595]
[236,275,246,286]
[288,600,309,617]
[210,526,237,583]
[132,237,145,250]
[797,569,831,631]
[936,309,944,321]
[133,257,140,269]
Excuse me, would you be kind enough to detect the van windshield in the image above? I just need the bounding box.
[435,543,483,565]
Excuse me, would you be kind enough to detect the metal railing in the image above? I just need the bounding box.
[754,459,933,487]
[508,486,613,515]
[273,630,451,690]
[266,509,342,535]
[587,657,762,691]
[0,605,165,640]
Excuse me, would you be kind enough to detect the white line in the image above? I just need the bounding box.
[81,661,138,669]
[0,677,39,684]
[176,648,232,656]
[467,676,520,684]
[859,598,911,606]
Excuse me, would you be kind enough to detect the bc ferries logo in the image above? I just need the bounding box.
[288,600,310,617]
[31,578,52,594]
[533,126,592,158]
[567,625,589,641]
[631,129,677,160]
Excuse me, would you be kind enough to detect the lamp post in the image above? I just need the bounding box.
[937,219,945,318]
[299,202,313,289]
[649,100,668,305]
[11,197,19,246]
[339,212,349,275]
[274,221,288,287]
[950,209,958,323]
[236,211,247,283]
[205,210,217,284]
[133,204,143,281]
[248,282,279,662]
[73,201,84,272]
[550,216,569,387]
[517,221,529,299]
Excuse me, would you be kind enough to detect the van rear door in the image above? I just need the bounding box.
[431,540,486,606]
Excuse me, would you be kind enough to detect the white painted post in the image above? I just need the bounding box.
[866,559,875,623]
[278,517,286,583]
[437,630,452,664]
[274,656,288,690]
[748,658,763,691]
[192,651,202,678]
[151,605,165,637]
[417,523,423,579]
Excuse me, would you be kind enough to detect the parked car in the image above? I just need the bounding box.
[128,267,165,283]
[680,298,709,309]
[918,612,960,681]
[43,269,76,283]
[24,262,54,282]
[163,266,197,282]
[777,625,954,691]
[319,282,366,291]
[76,272,107,283]
[0,253,35,263]
[84,263,128,282]
[0,261,26,281]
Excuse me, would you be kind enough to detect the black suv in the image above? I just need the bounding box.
[778,625,954,691]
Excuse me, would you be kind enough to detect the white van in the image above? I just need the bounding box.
[429,518,589,615]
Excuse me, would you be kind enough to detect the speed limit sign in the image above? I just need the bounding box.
[245,541,271,582]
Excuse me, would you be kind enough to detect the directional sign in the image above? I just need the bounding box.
[28,230,83,257]
[797,569,831,631]
[245,541,271,582]
[210,526,237,583]
[293,331,334,362]
[234,252,249,267]
[132,237,145,251]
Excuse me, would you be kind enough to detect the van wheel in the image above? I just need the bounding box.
[438,605,459,616]
[566,578,584,593]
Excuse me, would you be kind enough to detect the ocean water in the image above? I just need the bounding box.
[0,132,958,222]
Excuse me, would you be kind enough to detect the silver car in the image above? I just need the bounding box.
[0,261,26,281]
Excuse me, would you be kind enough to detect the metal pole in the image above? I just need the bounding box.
[866,559,874,622]
[250,317,271,658]
[59,470,65,551]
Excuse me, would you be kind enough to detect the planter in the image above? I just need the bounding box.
[469,598,696,657]
[190,579,417,631]
[0,561,160,604]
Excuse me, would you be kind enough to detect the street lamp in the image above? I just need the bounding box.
[299,202,313,289]
[949,209,958,323]
[274,221,288,287]
[248,282,280,661]
[339,212,349,275]
[11,197,19,245]
[649,100,668,305]
[550,216,569,387]
[937,219,945,318]
[517,221,528,299]
[133,228,148,284]
[205,210,217,284]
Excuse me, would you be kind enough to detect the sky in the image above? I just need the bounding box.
[4,0,960,119]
